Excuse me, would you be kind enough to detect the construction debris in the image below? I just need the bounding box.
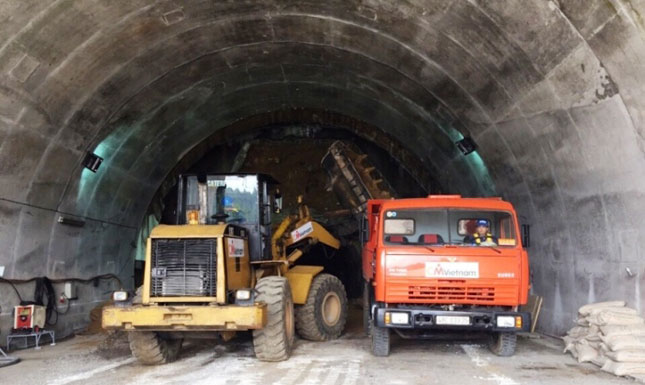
[563,301,645,377]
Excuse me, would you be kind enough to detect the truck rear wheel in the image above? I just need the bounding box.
[295,274,348,341]
[253,276,295,361]
[371,325,391,357]
[489,332,517,356]
[128,331,182,365]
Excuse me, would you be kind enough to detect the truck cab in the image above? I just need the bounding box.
[362,195,530,357]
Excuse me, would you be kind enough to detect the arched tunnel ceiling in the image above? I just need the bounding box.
[0,0,644,334]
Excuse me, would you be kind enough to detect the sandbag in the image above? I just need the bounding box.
[576,343,598,363]
[601,359,645,376]
[577,318,590,326]
[604,350,645,363]
[600,324,645,338]
[587,306,637,316]
[579,301,626,316]
[585,329,602,342]
[587,311,644,326]
[591,355,608,367]
[600,335,645,351]
[563,335,577,355]
[567,326,590,339]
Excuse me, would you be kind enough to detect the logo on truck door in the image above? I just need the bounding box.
[425,262,479,278]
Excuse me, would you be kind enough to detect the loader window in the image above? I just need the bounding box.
[206,175,259,225]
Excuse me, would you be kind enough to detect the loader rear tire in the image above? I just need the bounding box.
[371,325,391,357]
[128,331,182,365]
[253,276,295,361]
[295,274,348,341]
[489,332,517,357]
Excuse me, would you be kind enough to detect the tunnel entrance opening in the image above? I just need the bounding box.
[135,115,437,299]
[2,1,643,349]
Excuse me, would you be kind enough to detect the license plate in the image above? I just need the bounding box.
[436,316,470,325]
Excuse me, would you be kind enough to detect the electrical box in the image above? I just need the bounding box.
[13,305,46,330]
[64,282,77,299]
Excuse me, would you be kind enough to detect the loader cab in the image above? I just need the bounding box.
[176,173,278,261]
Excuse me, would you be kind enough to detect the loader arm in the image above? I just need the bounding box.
[271,196,340,269]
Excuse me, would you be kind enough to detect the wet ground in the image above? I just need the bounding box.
[1,307,641,385]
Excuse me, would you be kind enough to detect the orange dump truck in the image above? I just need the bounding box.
[362,195,530,357]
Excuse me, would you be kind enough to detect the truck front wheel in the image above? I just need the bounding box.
[253,276,295,361]
[489,332,517,356]
[371,325,391,357]
[128,332,182,365]
[362,281,372,337]
[295,274,348,341]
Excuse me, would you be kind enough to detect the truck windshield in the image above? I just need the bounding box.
[383,209,517,247]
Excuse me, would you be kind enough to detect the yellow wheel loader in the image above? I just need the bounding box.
[102,174,348,364]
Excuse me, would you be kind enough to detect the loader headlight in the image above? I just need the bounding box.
[235,289,252,301]
[112,291,128,302]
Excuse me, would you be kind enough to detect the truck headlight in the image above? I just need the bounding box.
[112,291,128,302]
[497,316,515,328]
[235,289,252,301]
[386,312,410,325]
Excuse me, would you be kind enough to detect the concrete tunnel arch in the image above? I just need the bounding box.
[0,1,644,337]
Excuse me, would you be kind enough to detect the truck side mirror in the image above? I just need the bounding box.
[521,224,530,248]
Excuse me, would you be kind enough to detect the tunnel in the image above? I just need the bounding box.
[0,0,644,343]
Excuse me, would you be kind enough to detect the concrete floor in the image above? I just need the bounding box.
[1,309,641,385]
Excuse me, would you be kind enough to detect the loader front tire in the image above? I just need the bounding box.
[128,331,182,365]
[296,274,348,341]
[253,276,295,361]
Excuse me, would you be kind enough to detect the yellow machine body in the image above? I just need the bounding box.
[103,223,266,331]
[103,184,341,333]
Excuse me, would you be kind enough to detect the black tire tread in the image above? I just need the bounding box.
[371,325,391,357]
[489,332,517,357]
[253,276,294,362]
[362,281,372,337]
[295,274,348,341]
[128,331,181,365]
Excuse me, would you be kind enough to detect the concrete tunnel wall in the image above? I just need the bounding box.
[0,0,644,337]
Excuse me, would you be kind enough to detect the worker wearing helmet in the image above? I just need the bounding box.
[463,219,498,246]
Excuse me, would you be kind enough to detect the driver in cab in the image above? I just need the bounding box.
[463,219,498,246]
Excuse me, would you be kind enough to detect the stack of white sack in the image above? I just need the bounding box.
[563,301,645,377]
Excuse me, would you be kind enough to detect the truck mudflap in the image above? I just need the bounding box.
[374,307,530,332]
[102,303,267,331]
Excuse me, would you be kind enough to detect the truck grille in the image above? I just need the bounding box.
[150,239,217,297]
[408,280,495,302]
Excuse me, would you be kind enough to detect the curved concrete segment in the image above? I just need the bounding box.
[0,0,643,336]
